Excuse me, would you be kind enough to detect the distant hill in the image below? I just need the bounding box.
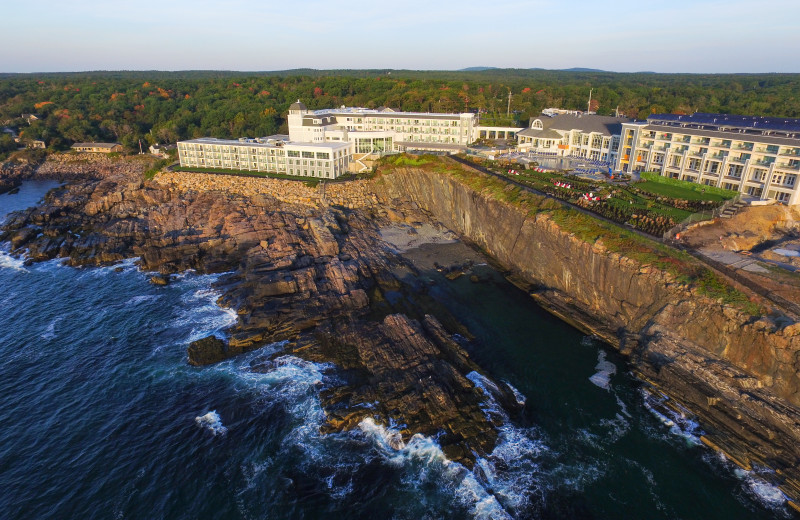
[559,67,608,72]
[459,66,610,73]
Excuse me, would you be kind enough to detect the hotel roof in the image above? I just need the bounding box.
[179,138,350,150]
[648,113,800,135]
[636,123,800,146]
[313,107,473,120]
[519,114,631,138]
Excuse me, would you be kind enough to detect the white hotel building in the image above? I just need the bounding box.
[177,136,352,179]
[616,113,800,205]
[516,113,631,163]
[179,100,492,178]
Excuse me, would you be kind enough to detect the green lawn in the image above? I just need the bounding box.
[636,180,730,202]
[638,172,738,201]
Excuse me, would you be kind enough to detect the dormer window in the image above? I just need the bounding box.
[532,119,544,130]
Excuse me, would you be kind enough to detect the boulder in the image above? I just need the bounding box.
[187,335,228,366]
[149,274,170,285]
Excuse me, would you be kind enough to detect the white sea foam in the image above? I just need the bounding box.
[597,414,631,444]
[589,350,616,390]
[358,418,513,519]
[195,410,227,436]
[168,274,238,344]
[615,393,632,419]
[464,372,565,515]
[467,371,505,420]
[696,453,792,516]
[40,316,63,340]
[127,295,161,306]
[0,249,28,272]
[640,389,702,445]
[503,380,527,407]
[737,471,790,513]
[636,391,793,514]
[228,350,333,503]
[88,257,141,275]
[218,350,330,431]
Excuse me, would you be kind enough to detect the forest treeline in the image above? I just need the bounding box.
[1,69,799,154]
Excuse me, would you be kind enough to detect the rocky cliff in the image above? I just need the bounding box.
[5,156,800,505]
[0,168,518,468]
[371,162,800,504]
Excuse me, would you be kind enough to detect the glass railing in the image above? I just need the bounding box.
[776,163,800,170]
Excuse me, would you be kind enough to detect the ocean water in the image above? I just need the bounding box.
[0,182,792,519]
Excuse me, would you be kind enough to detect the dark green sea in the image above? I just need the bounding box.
[0,181,791,519]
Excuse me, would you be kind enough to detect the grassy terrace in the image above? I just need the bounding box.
[381,154,761,315]
[454,156,737,236]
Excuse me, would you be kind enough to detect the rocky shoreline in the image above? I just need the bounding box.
[0,159,519,467]
[4,155,800,511]
[372,162,800,511]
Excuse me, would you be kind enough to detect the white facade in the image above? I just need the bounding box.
[287,101,478,155]
[516,113,629,164]
[179,100,520,176]
[177,137,352,179]
[617,113,800,205]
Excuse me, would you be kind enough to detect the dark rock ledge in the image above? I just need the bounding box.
[0,170,519,467]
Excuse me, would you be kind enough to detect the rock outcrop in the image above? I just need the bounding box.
[370,161,800,504]
[0,167,513,467]
[6,156,800,502]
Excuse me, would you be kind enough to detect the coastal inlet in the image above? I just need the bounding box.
[0,167,794,518]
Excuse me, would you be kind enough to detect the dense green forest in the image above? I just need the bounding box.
[1,69,800,154]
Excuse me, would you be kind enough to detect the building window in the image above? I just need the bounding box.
[727,165,743,178]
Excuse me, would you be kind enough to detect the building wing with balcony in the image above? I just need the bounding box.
[616,113,800,205]
[178,101,525,177]
[287,101,478,156]
[177,137,352,180]
[516,113,631,163]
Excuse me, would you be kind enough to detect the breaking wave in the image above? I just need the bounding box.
[0,249,28,272]
[195,410,227,436]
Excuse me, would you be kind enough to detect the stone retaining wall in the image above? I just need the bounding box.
[155,171,378,209]
[36,153,152,179]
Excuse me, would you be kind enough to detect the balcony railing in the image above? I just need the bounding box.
[775,163,800,171]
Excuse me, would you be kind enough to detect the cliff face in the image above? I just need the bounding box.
[372,165,800,494]
[0,171,517,468]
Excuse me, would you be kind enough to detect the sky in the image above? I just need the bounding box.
[2,0,799,74]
